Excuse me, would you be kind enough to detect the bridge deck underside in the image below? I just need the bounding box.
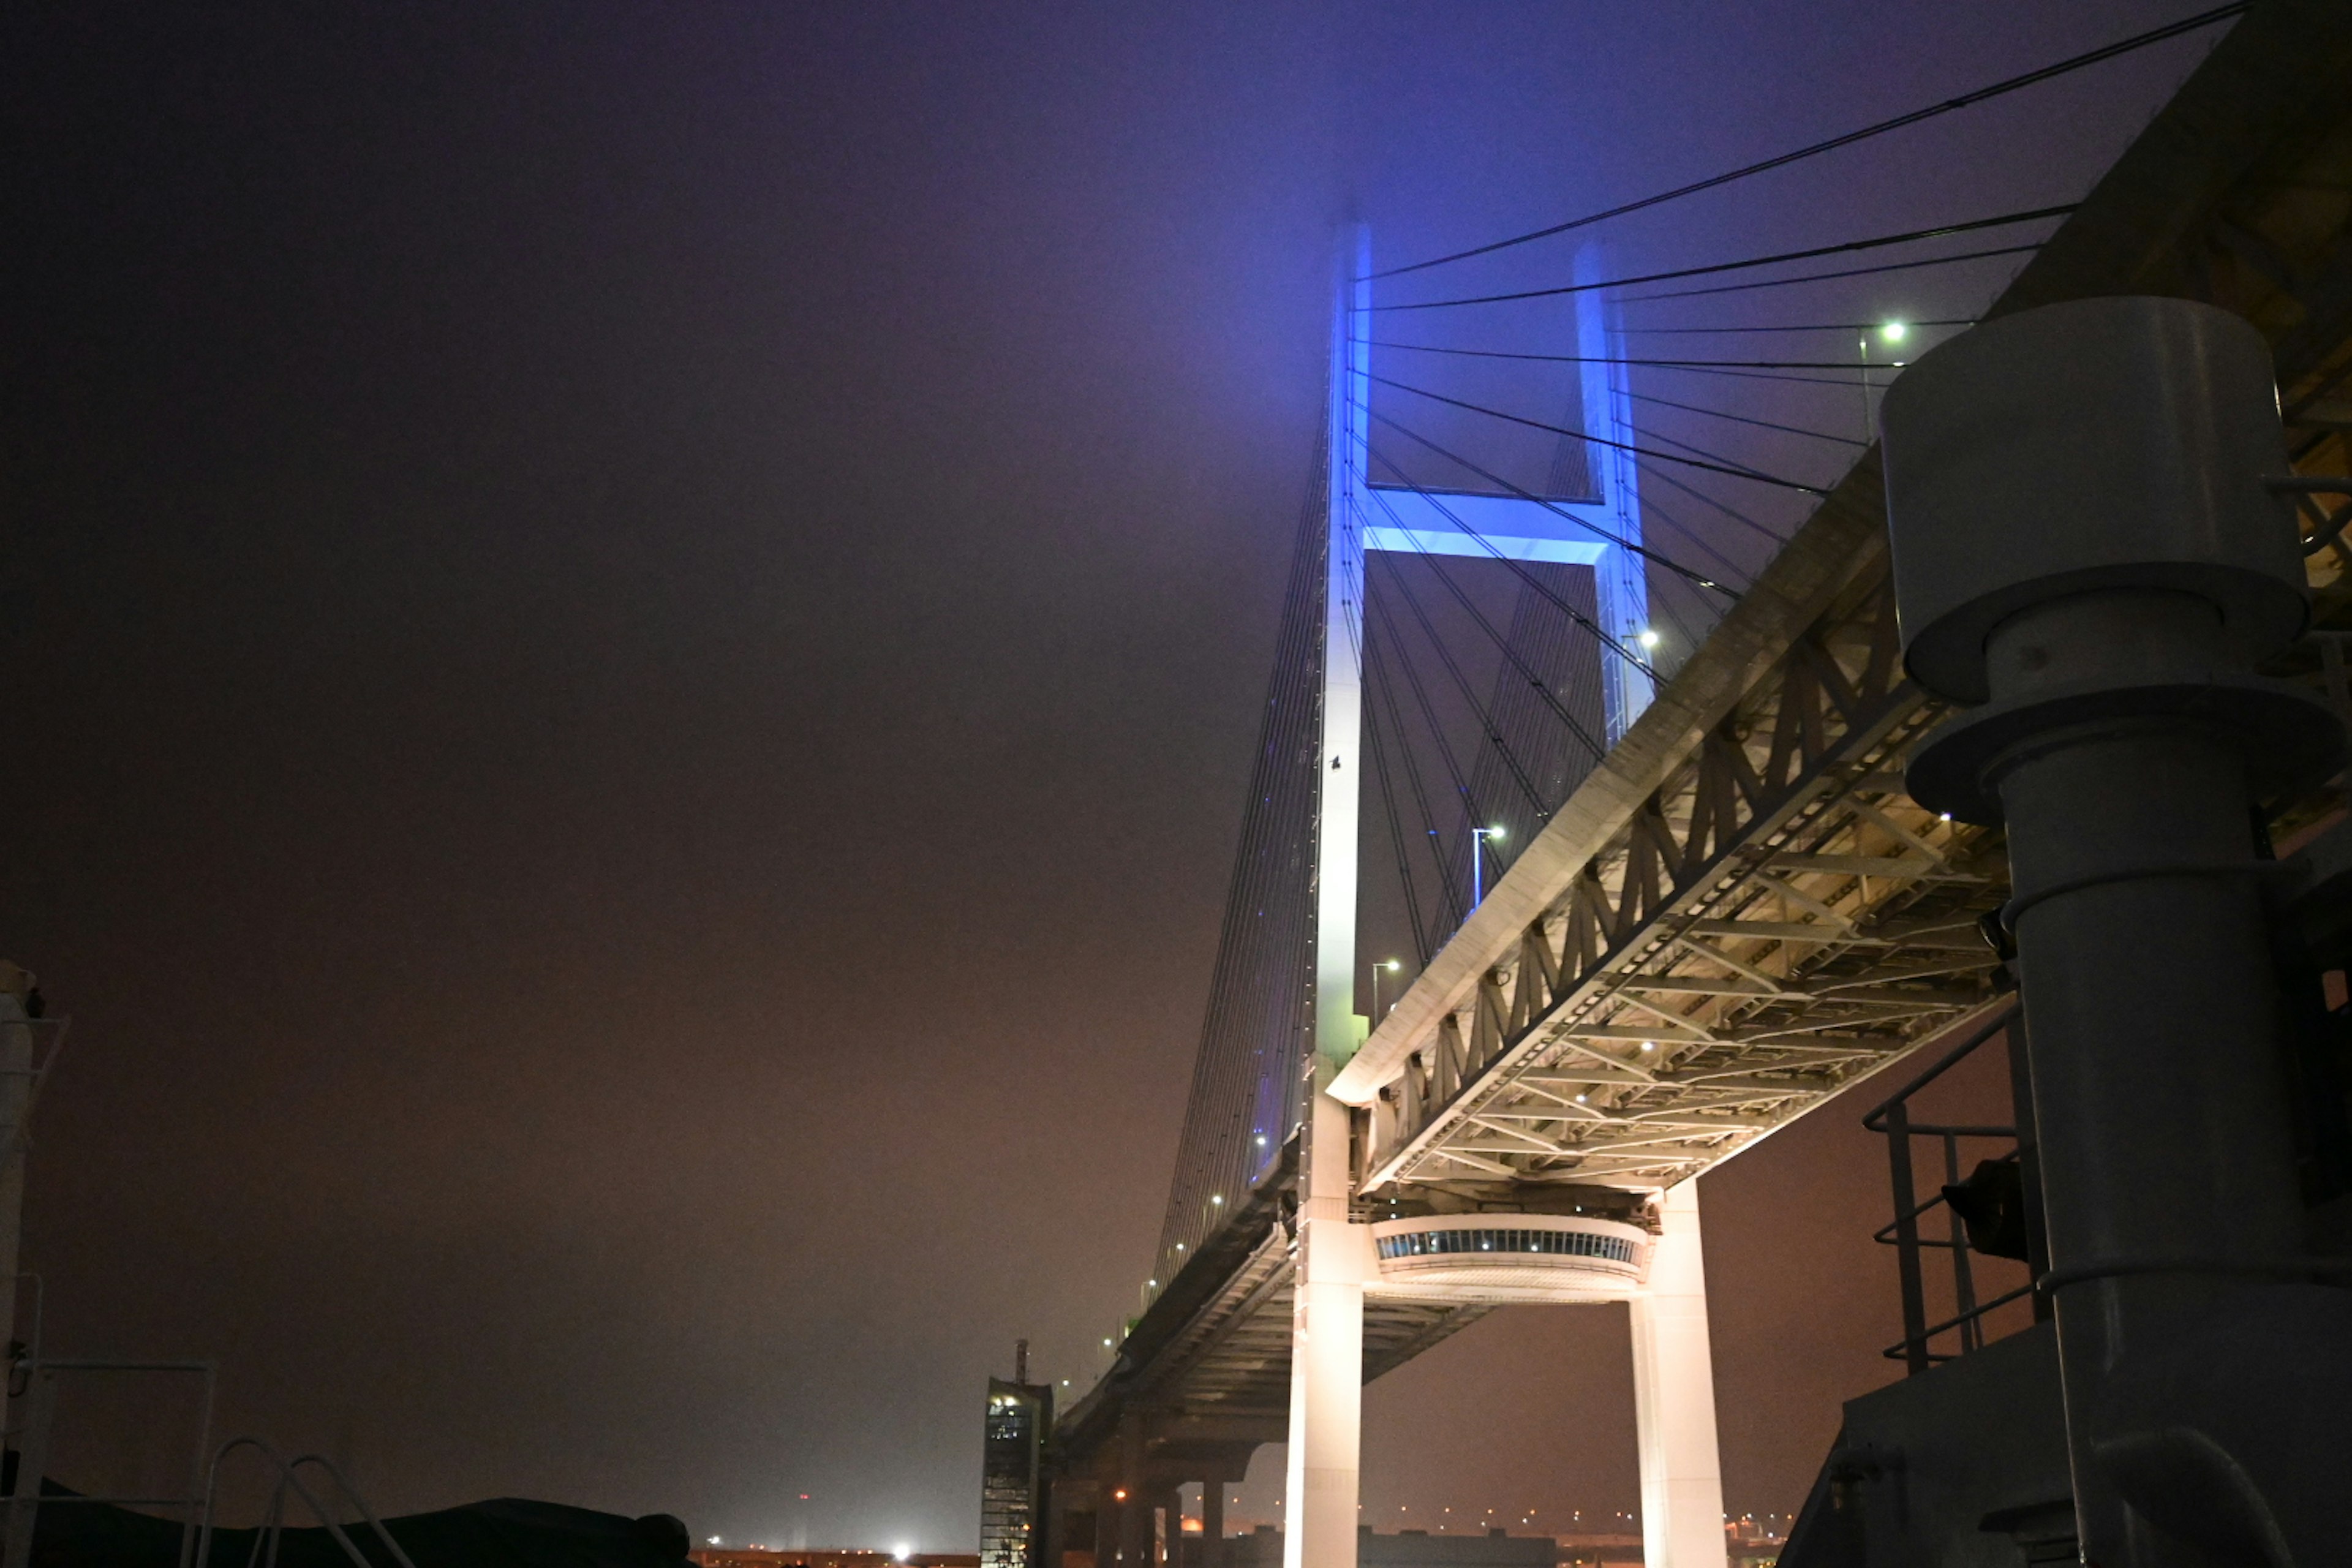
[1060,1218,1491,1477]
[1352,582,2009,1196]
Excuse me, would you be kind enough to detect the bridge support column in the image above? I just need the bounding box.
[1110,1415,1147,1568]
[1198,1480,1223,1568]
[1628,1182,1726,1568]
[1095,1493,1118,1568]
[1283,1088,1365,1568]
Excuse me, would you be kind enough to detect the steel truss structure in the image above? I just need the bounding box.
[1346,568,2007,1191]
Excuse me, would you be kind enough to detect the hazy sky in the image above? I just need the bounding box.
[4,0,2223,1548]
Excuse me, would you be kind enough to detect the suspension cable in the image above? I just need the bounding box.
[1618,241,2041,304]
[1359,670,1434,968]
[1621,318,1975,335]
[1365,633,1468,949]
[1365,581,1500,832]
[1376,205,2073,313]
[1356,483,1610,762]
[1370,3,2242,279]
[1625,387,1865,448]
[1376,374,1828,494]
[1373,554,1553,814]
[1379,342,1907,371]
[1358,447,1661,669]
[1371,410,1738,596]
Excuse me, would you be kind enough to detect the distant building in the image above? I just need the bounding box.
[1552,1534,1645,1568]
[692,1553,941,1568]
[688,1551,976,1568]
[1229,1526,1564,1568]
[981,1342,1055,1568]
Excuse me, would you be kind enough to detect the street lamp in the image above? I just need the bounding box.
[1860,322,1910,441]
[1472,824,1507,906]
[1371,957,1403,1017]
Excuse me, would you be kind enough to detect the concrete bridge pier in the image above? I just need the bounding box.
[1629,1183,1728,1568]
[1283,1088,1366,1568]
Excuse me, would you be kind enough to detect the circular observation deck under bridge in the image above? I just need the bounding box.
[1368,1213,1651,1304]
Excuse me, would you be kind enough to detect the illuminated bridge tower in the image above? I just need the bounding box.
[1286,229,1722,1568]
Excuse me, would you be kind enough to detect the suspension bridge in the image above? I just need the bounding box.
[1030,6,2352,1567]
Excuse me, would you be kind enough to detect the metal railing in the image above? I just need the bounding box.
[0,1357,219,1568]
[1860,998,2049,1374]
[194,1438,418,1568]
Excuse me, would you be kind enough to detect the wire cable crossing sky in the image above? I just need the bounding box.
[1368,1,2247,278]
[1373,204,2077,312]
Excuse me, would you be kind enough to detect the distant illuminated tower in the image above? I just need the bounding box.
[981,1341,1053,1568]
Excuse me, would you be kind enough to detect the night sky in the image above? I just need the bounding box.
[4,1,2220,1549]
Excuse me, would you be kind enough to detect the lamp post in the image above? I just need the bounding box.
[1471,824,1506,907]
[1861,321,1908,442]
[1371,957,1403,1018]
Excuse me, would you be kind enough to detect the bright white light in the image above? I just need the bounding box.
[1148,1280,1158,1288]
[1640,1041,1655,1052]
[1880,321,1908,344]
[894,1545,912,1562]
[709,1538,723,1547]
[1637,628,1662,650]
[1102,1336,1114,1346]
[1940,812,1953,822]
[1210,1194,1223,1205]
[1574,1093,1588,1104]
[1383,958,1401,972]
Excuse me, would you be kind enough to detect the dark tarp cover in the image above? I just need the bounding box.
[0,1460,692,1568]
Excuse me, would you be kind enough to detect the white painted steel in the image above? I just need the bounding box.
[1577,247,1654,744]
[1287,222,1372,1568]
[1628,1185,1727,1568]
[1282,1091,1366,1568]
[1367,1212,1648,1303]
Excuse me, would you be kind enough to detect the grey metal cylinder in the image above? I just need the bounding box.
[1883,295,2305,704]
[1882,296,2343,1565]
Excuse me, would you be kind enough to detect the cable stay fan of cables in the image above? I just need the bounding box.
[1374,205,2073,313]
[1359,680,1440,967]
[1370,2,2245,279]
[1619,318,1975,335]
[1355,452,1661,674]
[1354,480,1612,762]
[1364,631,1478,959]
[1374,374,1829,496]
[1365,588,1501,842]
[1378,342,1917,372]
[1633,456,1795,552]
[1624,388,1865,448]
[1617,241,2043,304]
[1152,432,1329,1280]
[1369,412,1743,597]
[1371,554,1554,815]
